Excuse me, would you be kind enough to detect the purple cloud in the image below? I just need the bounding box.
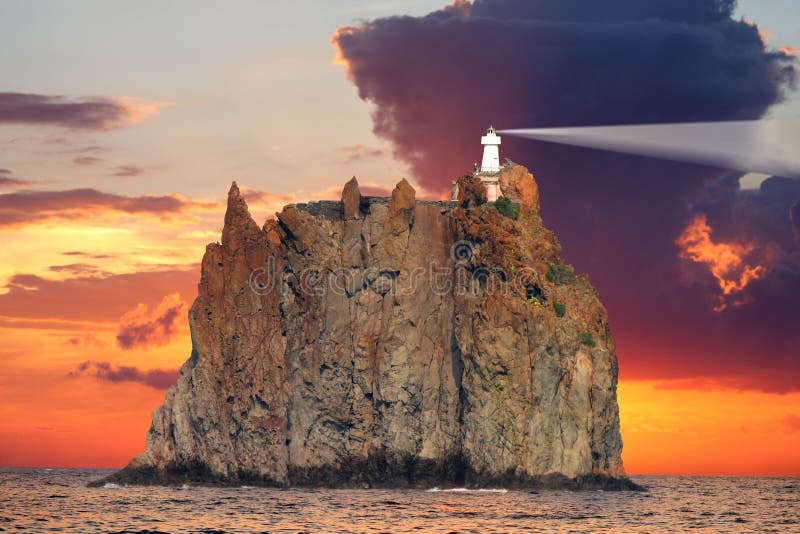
[73,361,179,390]
[0,92,159,130]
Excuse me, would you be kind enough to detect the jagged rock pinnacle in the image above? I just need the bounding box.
[342,177,361,220]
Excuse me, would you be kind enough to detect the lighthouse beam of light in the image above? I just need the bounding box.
[499,119,800,178]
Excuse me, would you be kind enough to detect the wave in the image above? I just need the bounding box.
[426,487,508,493]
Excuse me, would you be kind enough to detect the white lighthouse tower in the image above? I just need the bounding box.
[480,126,501,174]
[478,126,502,201]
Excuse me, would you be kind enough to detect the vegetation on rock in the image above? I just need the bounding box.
[580,333,597,347]
[546,263,576,285]
[493,195,520,220]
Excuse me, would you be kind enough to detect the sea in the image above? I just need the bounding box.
[1,469,798,533]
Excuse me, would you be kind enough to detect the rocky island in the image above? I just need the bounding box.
[95,164,639,490]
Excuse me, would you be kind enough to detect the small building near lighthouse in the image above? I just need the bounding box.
[452,126,503,202]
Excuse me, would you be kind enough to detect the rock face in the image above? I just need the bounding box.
[102,164,634,489]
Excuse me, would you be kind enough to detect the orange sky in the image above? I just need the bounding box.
[1,0,799,477]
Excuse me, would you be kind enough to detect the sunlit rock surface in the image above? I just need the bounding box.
[98,165,636,490]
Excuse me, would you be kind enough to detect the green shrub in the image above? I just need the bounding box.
[546,263,576,285]
[553,302,566,317]
[580,333,596,347]
[526,295,546,306]
[494,196,520,220]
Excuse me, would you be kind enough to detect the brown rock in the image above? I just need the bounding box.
[222,182,262,251]
[100,166,633,490]
[456,175,487,209]
[388,178,415,216]
[373,179,416,271]
[341,177,361,220]
[498,164,540,212]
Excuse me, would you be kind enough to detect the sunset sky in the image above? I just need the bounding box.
[1,0,799,475]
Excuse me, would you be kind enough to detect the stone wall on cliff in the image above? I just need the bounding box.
[105,164,631,489]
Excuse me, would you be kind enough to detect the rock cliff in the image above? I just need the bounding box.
[98,164,636,490]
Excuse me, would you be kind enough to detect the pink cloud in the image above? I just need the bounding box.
[116,293,188,349]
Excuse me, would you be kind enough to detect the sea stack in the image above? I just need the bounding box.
[97,164,636,490]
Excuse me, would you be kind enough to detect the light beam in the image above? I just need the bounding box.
[500,119,800,177]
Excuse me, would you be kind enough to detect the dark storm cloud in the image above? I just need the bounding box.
[72,361,178,390]
[696,176,800,251]
[0,93,142,130]
[334,0,800,391]
[334,0,795,193]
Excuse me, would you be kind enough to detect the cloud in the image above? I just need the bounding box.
[332,0,800,392]
[72,156,103,166]
[61,250,115,260]
[0,93,163,130]
[0,267,199,323]
[241,189,297,207]
[0,188,216,228]
[337,144,388,164]
[49,263,112,278]
[71,145,106,154]
[72,360,179,390]
[66,333,105,348]
[0,169,29,188]
[111,165,144,178]
[778,45,800,55]
[333,0,796,195]
[116,293,187,349]
[676,214,768,310]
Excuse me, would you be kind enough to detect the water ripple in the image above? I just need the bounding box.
[0,469,798,533]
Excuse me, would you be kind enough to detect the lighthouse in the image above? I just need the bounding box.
[478,126,502,201]
[480,126,501,173]
[450,126,504,202]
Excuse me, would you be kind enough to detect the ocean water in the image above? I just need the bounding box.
[1,469,798,533]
